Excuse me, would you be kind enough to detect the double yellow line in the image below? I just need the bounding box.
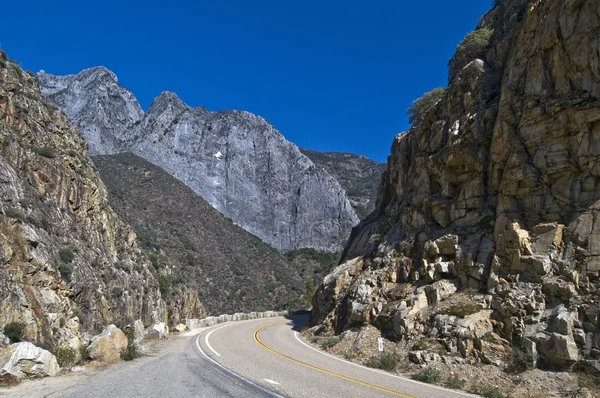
[253,322,415,398]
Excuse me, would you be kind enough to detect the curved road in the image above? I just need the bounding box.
[197,315,476,398]
[55,315,476,397]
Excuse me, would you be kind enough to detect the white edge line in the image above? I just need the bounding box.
[293,331,479,398]
[205,323,235,357]
[196,333,285,398]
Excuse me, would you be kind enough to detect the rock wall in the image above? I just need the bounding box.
[0,50,168,354]
[312,0,600,372]
[36,70,359,252]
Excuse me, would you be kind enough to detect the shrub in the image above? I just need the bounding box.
[115,261,131,272]
[411,368,441,384]
[364,353,398,372]
[53,345,78,368]
[120,326,139,361]
[59,248,75,263]
[471,385,511,398]
[59,262,74,282]
[509,347,534,373]
[407,87,447,125]
[448,27,494,82]
[320,336,341,350]
[303,279,316,308]
[445,374,466,389]
[34,146,59,158]
[3,322,25,342]
[158,275,171,296]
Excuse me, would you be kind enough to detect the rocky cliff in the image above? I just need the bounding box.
[0,49,191,358]
[93,152,306,315]
[311,0,600,379]
[36,71,359,252]
[300,149,386,219]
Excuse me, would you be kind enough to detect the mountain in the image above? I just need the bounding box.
[0,49,194,361]
[37,67,143,155]
[36,71,359,252]
[92,152,306,315]
[300,149,386,219]
[311,0,600,383]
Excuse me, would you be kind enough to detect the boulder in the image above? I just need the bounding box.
[145,323,169,340]
[434,235,459,256]
[0,342,60,383]
[174,324,187,332]
[536,332,579,365]
[86,325,127,363]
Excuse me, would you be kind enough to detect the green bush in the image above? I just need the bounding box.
[3,322,25,342]
[120,326,139,361]
[59,262,74,282]
[509,347,534,373]
[448,27,494,82]
[471,385,511,398]
[59,248,75,263]
[411,368,441,384]
[158,275,171,296]
[34,146,59,158]
[407,87,447,125]
[445,374,466,389]
[53,345,78,368]
[320,336,341,350]
[364,353,398,372]
[303,279,316,308]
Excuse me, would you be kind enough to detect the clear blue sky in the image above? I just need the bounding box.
[1,0,490,162]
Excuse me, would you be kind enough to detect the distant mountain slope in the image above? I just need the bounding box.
[37,68,359,252]
[93,153,306,314]
[300,149,386,219]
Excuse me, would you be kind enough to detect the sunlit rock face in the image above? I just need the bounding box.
[311,0,600,371]
[37,71,359,252]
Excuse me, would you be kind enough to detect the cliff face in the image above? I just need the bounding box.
[36,68,143,155]
[36,71,359,252]
[125,93,359,252]
[0,50,170,354]
[300,149,386,220]
[312,0,600,373]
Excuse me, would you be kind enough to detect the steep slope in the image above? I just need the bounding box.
[311,0,600,382]
[93,152,306,314]
[35,72,360,252]
[0,50,174,358]
[300,149,386,219]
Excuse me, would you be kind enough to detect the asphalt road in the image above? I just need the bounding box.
[48,315,477,398]
[197,315,477,398]
[63,329,274,398]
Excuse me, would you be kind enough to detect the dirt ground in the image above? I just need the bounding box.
[303,325,599,398]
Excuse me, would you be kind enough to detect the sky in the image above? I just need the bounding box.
[0,1,490,163]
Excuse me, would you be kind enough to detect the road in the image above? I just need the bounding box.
[196,315,476,398]
[6,315,477,397]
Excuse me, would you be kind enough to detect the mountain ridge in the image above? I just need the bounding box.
[37,69,360,252]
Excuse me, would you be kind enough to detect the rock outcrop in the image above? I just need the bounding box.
[0,49,167,364]
[36,67,143,155]
[36,72,359,252]
[311,0,600,373]
[0,342,60,383]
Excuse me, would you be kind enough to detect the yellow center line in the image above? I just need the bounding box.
[253,321,415,398]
